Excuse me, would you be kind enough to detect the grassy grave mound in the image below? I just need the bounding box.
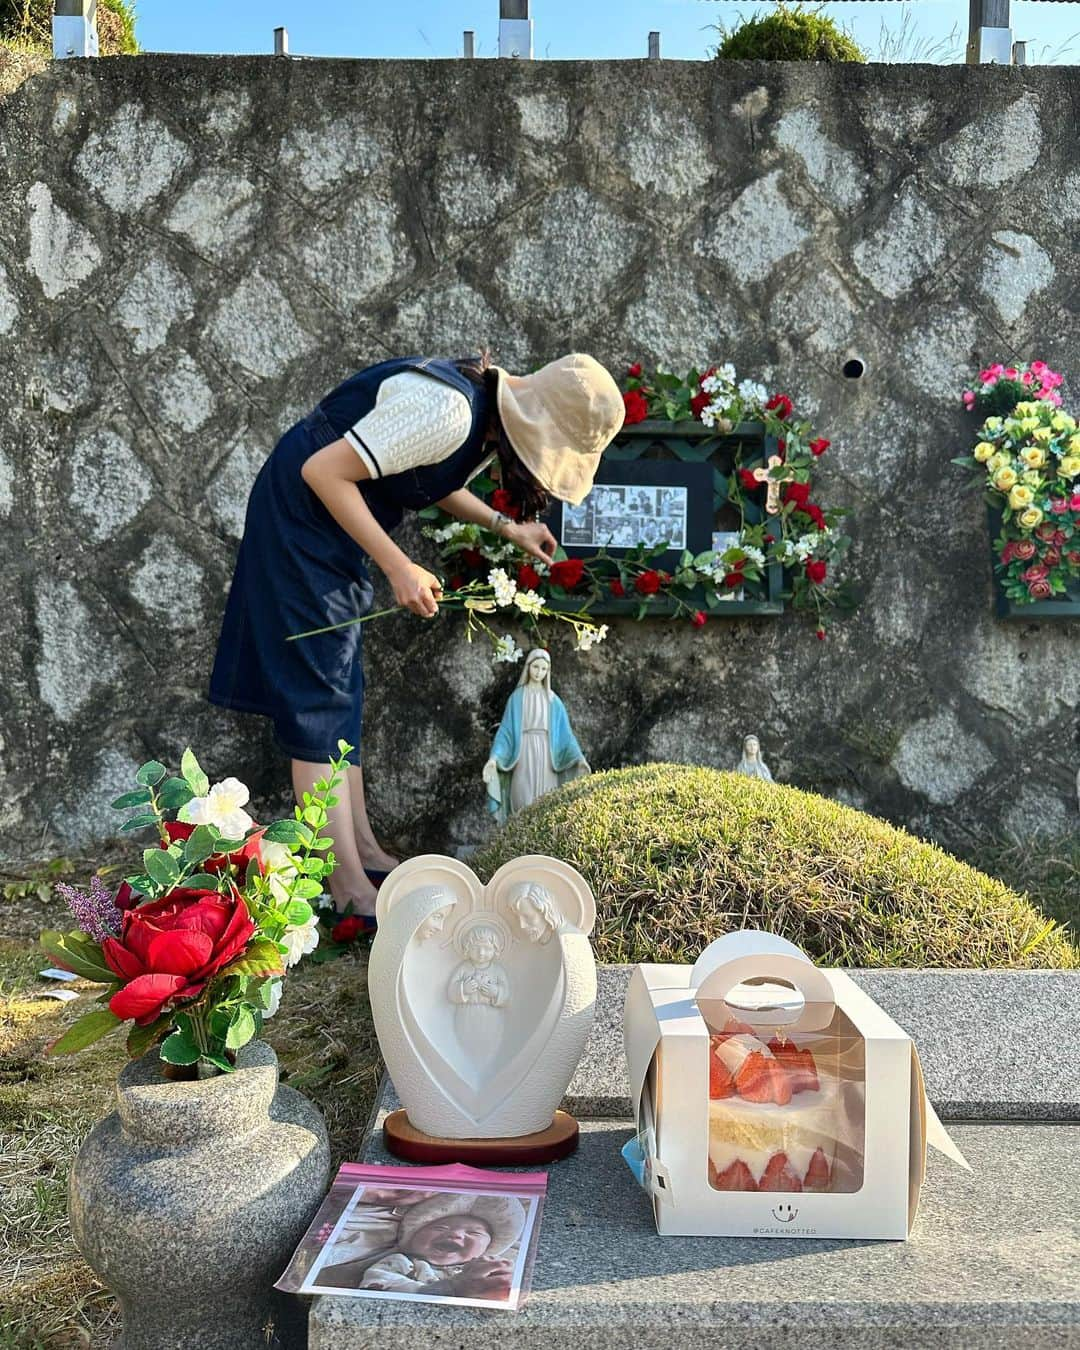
[474,764,1077,969]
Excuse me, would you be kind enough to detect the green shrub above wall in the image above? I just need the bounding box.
[474,765,1077,969]
[712,4,866,62]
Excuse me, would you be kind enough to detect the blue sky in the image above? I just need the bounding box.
[137,0,1080,65]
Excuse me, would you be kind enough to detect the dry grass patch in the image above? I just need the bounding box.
[475,764,1078,969]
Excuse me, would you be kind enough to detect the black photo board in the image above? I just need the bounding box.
[545,459,715,574]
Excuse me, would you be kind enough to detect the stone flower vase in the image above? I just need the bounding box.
[69,1041,329,1350]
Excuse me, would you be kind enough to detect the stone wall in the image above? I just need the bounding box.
[1,55,1078,858]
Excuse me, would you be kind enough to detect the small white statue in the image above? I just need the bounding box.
[368,855,597,1141]
[416,887,456,942]
[448,921,510,1068]
[483,649,590,824]
[736,734,774,781]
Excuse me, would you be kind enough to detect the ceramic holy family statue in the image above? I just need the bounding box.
[369,854,597,1163]
[483,649,590,822]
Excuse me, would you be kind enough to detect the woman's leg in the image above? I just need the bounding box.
[291,760,377,915]
[347,764,401,873]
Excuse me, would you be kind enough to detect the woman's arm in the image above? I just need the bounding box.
[436,488,557,565]
[301,439,442,618]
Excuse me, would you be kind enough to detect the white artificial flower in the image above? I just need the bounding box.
[717,362,737,384]
[281,914,320,968]
[260,839,298,878]
[700,405,717,428]
[513,589,544,616]
[488,568,517,607]
[794,533,816,562]
[493,634,524,664]
[575,623,609,652]
[263,978,283,1019]
[738,379,767,406]
[701,374,721,395]
[742,545,766,567]
[180,777,254,838]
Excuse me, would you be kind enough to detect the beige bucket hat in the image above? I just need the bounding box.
[398,1193,527,1259]
[492,353,625,505]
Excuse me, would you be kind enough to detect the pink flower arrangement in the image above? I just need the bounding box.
[962,359,1064,414]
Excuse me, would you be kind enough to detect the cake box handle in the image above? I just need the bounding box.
[692,932,837,1033]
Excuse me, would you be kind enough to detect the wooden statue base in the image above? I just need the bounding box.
[382,1109,580,1165]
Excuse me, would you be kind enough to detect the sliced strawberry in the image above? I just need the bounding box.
[709,1040,736,1099]
[759,1152,803,1192]
[711,1158,758,1191]
[767,1037,820,1095]
[770,1056,793,1105]
[803,1147,831,1192]
[795,1048,820,1094]
[734,1050,775,1103]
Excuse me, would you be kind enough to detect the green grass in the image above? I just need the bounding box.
[0,0,138,56]
[964,834,1080,939]
[474,764,1078,969]
[711,3,866,62]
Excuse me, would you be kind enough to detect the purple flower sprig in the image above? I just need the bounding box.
[56,877,122,945]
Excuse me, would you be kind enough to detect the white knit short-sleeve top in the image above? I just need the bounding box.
[343,371,477,480]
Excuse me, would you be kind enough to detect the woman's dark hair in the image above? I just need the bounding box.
[454,351,551,522]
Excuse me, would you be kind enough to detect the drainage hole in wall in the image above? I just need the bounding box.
[842,357,867,380]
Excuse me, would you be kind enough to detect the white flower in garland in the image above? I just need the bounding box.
[489,568,517,607]
[738,379,768,406]
[575,624,609,652]
[262,978,283,1019]
[494,634,524,664]
[261,839,298,878]
[179,777,254,837]
[513,589,544,616]
[281,913,320,968]
[741,545,766,568]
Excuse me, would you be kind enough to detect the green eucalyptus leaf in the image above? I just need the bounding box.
[284,898,314,926]
[182,825,218,866]
[47,1007,122,1056]
[180,873,221,891]
[111,789,153,810]
[120,813,160,833]
[157,778,196,811]
[289,879,323,901]
[135,760,167,788]
[144,850,180,889]
[262,820,311,847]
[180,748,210,798]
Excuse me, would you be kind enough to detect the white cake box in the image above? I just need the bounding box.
[623,931,968,1240]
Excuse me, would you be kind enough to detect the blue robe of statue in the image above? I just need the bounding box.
[485,685,588,824]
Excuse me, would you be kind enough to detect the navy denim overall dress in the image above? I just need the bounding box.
[208,357,492,764]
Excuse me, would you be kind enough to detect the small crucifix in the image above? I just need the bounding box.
[749,455,793,515]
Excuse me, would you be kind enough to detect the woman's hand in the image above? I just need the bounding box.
[506,519,557,564]
[388,561,443,618]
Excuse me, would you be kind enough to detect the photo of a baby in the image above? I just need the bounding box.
[298,1183,537,1309]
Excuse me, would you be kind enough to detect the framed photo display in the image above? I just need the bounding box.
[542,419,785,616]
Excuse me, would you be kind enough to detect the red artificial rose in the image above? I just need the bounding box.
[805,559,827,584]
[103,888,259,1026]
[448,574,466,591]
[1067,551,1080,566]
[517,563,542,591]
[777,438,787,459]
[610,578,626,598]
[627,362,643,378]
[491,488,521,521]
[765,393,793,421]
[816,626,826,641]
[1036,522,1056,542]
[331,915,364,943]
[1028,579,1053,600]
[809,438,830,457]
[1013,539,1037,561]
[1000,541,1017,565]
[690,390,711,420]
[635,569,662,596]
[782,481,811,510]
[724,570,744,589]
[549,558,586,590]
[1020,563,1050,583]
[1044,548,1062,567]
[738,468,761,491]
[805,504,827,531]
[691,610,707,629]
[163,820,265,876]
[462,548,484,569]
[622,389,649,425]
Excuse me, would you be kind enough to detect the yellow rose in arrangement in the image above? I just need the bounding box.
[1068,434,1080,454]
[1009,485,1035,509]
[1058,456,1080,478]
[988,452,1012,473]
[1020,417,1041,433]
[983,417,1004,432]
[1022,470,1044,488]
[1018,507,1044,529]
[1032,428,1052,446]
[993,467,1018,490]
[1020,446,1047,467]
[973,441,996,462]
[1051,413,1075,433]
[1014,402,1041,418]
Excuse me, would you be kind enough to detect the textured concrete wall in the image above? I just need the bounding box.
[1,55,1078,858]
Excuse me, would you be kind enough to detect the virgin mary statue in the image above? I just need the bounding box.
[483,649,590,824]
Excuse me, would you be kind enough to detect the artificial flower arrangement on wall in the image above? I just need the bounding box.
[40,746,349,1076]
[955,360,1080,614]
[291,363,852,663]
